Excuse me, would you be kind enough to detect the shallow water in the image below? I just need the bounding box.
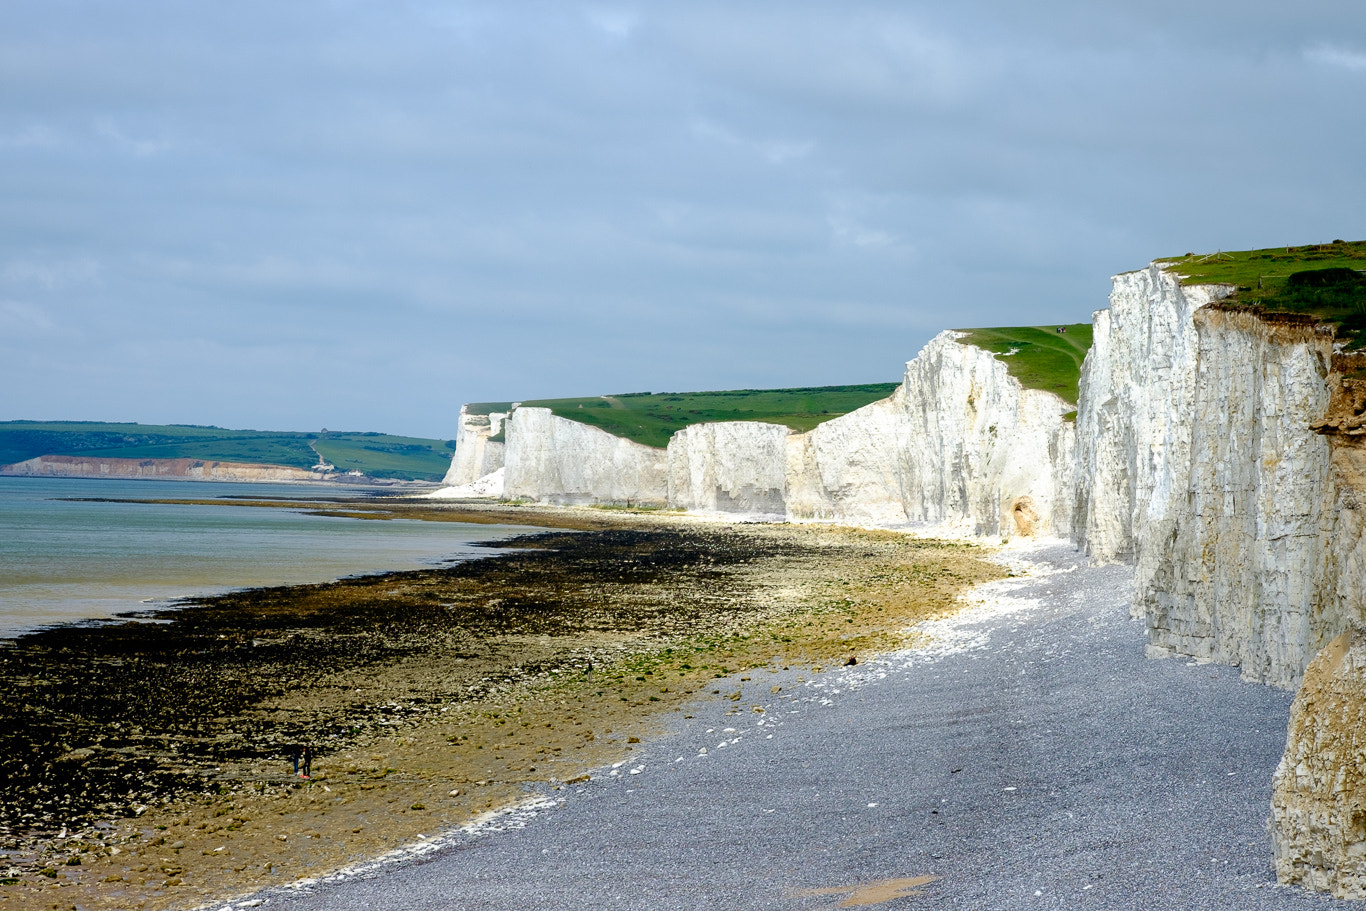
[0,476,529,637]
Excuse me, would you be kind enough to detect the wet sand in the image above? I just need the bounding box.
[0,502,1001,911]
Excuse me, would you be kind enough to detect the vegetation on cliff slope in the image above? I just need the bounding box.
[475,384,901,449]
[953,324,1094,405]
[1159,239,1366,346]
[0,422,456,481]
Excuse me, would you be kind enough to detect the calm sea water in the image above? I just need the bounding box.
[0,476,532,638]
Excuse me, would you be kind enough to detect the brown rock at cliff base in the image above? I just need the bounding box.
[1271,625,1366,897]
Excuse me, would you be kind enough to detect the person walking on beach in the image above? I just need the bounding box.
[288,743,315,778]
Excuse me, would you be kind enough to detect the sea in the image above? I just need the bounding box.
[0,476,532,638]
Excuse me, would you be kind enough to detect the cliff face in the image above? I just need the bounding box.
[784,392,912,526]
[1071,266,1217,567]
[447,334,1077,536]
[1138,309,1340,687]
[441,405,508,486]
[785,333,1075,535]
[1271,626,1366,897]
[896,331,1074,536]
[501,407,668,506]
[1072,263,1366,689]
[666,421,789,516]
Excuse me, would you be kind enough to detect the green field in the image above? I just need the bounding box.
[0,422,456,482]
[953,324,1094,405]
[1158,240,1366,346]
[479,384,902,449]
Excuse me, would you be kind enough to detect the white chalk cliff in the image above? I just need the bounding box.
[442,404,510,487]
[439,333,1078,539]
[1071,263,1366,690]
[783,333,1076,535]
[501,406,669,507]
[438,260,1366,690]
[667,420,789,517]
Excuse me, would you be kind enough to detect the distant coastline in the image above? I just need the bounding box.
[0,454,433,486]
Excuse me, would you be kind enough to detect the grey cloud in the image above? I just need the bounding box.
[1,1,1364,436]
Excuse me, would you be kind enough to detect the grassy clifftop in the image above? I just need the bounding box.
[478,384,901,449]
[953,324,1094,406]
[1159,239,1366,346]
[0,422,456,481]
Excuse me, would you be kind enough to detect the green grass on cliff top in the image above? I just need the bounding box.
[0,422,456,481]
[474,384,901,449]
[1157,239,1366,346]
[953,324,1094,405]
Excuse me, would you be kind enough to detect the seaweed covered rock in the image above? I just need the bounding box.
[1271,625,1366,897]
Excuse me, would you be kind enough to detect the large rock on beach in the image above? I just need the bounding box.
[1271,625,1366,897]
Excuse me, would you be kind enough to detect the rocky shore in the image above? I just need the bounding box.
[0,502,1000,910]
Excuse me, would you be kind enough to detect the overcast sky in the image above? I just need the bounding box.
[3,1,1365,439]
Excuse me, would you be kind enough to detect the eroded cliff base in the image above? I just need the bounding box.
[1272,625,1366,898]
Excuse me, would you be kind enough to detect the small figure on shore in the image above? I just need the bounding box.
[845,655,858,666]
[289,743,313,778]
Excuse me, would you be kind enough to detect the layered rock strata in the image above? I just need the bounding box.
[1271,625,1366,897]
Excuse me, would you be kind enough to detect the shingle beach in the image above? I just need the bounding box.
[234,541,1336,911]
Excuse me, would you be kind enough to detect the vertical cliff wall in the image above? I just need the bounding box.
[666,421,789,516]
[1073,262,1366,689]
[1137,309,1339,688]
[444,333,1077,534]
[441,404,509,486]
[1071,265,1220,566]
[787,332,1076,536]
[784,392,913,526]
[501,407,668,506]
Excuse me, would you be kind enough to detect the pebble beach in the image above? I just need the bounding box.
[245,541,1342,911]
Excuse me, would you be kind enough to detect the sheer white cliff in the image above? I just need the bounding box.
[501,407,668,506]
[441,404,509,487]
[1073,262,1366,689]
[439,332,1077,532]
[788,332,1076,536]
[666,421,789,517]
[784,393,912,526]
[1071,266,1218,566]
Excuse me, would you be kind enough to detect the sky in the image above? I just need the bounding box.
[2,1,1365,440]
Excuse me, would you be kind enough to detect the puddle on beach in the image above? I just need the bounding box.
[794,875,941,907]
